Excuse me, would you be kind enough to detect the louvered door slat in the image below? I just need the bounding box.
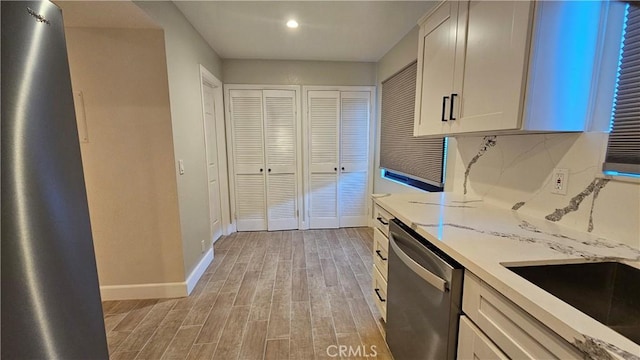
[308,91,340,228]
[229,89,266,231]
[264,90,298,230]
[339,92,370,227]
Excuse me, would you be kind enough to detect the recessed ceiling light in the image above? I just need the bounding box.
[286,19,298,28]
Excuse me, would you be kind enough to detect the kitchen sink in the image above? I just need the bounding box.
[506,261,640,345]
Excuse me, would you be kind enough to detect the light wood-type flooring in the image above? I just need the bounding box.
[103,228,392,360]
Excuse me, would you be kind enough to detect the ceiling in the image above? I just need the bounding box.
[173,1,436,62]
[55,1,159,29]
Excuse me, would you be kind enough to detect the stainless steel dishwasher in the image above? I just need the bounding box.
[386,219,464,360]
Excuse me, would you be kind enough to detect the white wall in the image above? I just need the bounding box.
[223,59,376,85]
[135,1,225,277]
[65,27,186,286]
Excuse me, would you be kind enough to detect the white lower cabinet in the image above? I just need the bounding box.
[457,315,508,360]
[371,205,390,323]
[372,265,387,322]
[459,272,583,360]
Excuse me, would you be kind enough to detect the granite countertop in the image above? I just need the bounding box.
[372,192,640,360]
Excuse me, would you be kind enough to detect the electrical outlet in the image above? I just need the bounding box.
[201,239,206,253]
[551,168,569,195]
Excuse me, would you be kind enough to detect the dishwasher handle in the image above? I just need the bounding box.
[389,235,449,292]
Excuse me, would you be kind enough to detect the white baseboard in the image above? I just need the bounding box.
[186,247,214,295]
[223,223,236,236]
[100,248,214,301]
[100,282,188,301]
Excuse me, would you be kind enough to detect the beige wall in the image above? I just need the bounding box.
[223,59,376,85]
[65,27,185,285]
[135,1,225,276]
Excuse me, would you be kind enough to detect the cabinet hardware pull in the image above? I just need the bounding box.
[334,167,337,171]
[441,96,449,122]
[376,250,388,261]
[375,288,386,302]
[341,167,345,171]
[268,168,271,172]
[260,168,263,172]
[377,216,389,226]
[450,93,457,120]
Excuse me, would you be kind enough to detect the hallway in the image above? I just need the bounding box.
[102,228,392,359]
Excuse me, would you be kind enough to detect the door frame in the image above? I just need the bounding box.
[199,65,233,237]
[302,85,376,230]
[223,84,303,230]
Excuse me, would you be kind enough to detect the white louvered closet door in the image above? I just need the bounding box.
[264,90,298,231]
[339,92,370,227]
[229,89,267,231]
[308,91,340,229]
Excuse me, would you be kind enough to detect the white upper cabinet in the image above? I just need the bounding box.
[414,1,458,136]
[415,0,605,137]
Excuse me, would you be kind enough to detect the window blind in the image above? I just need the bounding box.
[380,61,445,187]
[604,3,640,175]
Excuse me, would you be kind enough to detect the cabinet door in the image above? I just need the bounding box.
[229,90,267,231]
[263,90,298,231]
[414,1,459,136]
[451,1,533,133]
[457,316,509,360]
[308,91,340,229]
[339,92,370,227]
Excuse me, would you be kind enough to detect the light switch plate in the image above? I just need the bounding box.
[551,168,569,195]
[178,160,185,175]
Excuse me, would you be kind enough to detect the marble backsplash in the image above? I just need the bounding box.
[449,132,640,249]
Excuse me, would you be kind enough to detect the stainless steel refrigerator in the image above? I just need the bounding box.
[2,1,109,358]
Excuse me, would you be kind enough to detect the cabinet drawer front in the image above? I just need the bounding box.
[372,266,387,321]
[373,204,392,236]
[463,273,582,360]
[373,228,389,280]
[458,315,509,360]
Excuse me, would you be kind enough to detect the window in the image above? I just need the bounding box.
[604,2,640,177]
[380,61,446,191]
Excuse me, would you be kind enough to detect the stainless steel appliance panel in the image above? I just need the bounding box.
[2,1,109,358]
[386,219,463,360]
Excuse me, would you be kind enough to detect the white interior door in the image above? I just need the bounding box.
[229,89,267,231]
[202,82,223,241]
[263,90,298,231]
[339,92,370,227]
[307,91,340,229]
